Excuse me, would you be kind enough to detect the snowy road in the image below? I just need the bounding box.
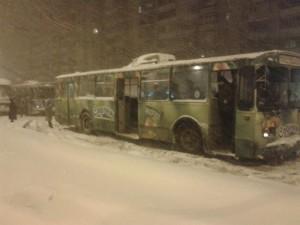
[0,117,300,225]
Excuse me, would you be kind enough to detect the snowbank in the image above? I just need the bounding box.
[0,116,300,225]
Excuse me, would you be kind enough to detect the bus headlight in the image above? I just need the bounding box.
[263,132,270,138]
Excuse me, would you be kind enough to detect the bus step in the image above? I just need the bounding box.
[207,150,236,158]
[116,132,140,140]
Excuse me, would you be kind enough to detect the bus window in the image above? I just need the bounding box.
[238,66,255,110]
[0,86,10,98]
[50,88,55,98]
[256,66,289,110]
[124,78,138,98]
[79,76,95,97]
[56,83,61,98]
[171,65,208,100]
[29,88,34,98]
[141,68,170,100]
[57,82,66,98]
[68,83,76,98]
[289,69,300,107]
[34,87,54,99]
[95,74,114,97]
[62,83,68,98]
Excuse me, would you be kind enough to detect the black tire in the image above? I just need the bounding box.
[80,113,92,134]
[176,124,203,154]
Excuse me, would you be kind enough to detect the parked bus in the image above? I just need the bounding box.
[0,78,12,115]
[55,50,300,162]
[14,81,55,115]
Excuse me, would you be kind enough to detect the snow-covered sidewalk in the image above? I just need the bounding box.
[18,116,300,186]
[0,116,300,225]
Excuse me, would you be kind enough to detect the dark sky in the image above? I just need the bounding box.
[0,0,87,81]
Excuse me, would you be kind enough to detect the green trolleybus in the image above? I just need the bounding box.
[14,81,55,115]
[55,50,300,161]
[0,78,12,115]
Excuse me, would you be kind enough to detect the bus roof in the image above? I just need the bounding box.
[0,78,11,85]
[56,50,300,79]
[14,81,54,88]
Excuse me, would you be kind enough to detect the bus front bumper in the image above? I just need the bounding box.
[261,135,300,163]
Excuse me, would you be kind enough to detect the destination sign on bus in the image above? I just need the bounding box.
[279,55,300,66]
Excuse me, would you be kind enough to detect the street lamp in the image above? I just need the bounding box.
[93,28,99,34]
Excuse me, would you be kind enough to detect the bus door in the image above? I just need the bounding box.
[66,81,76,124]
[116,74,138,134]
[211,69,237,149]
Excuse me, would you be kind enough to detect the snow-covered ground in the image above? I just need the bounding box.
[0,116,300,225]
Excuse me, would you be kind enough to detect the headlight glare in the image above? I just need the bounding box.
[263,132,270,138]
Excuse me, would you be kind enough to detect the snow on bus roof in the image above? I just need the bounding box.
[14,80,54,87]
[0,78,11,85]
[56,50,300,79]
[126,53,176,67]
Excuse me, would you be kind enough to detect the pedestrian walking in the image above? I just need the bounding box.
[8,98,17,122]
[45,98,54,128]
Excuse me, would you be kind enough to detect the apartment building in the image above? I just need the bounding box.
[135,0,300,58]
[2,0,300,80]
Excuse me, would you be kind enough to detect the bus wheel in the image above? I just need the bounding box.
[177,125,203,154]
[80,113,92,134]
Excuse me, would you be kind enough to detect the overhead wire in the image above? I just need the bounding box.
[0,0,289,80]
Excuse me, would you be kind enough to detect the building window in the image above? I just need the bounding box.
[139,0,155,13]
[285,40,297,48]
[280,0,300,8]
[280,16,300,29]
[199,13,217,25]
[158,8,176,20]
[248,20,271,33]
[157,0,175,6]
